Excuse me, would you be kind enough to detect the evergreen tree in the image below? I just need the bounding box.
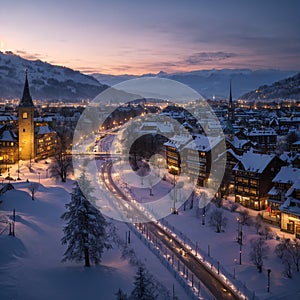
[130,266,157,300]
[61,173,111,267]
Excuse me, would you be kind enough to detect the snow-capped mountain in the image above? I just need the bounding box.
[0,51,107,101]
[93,69,298,99]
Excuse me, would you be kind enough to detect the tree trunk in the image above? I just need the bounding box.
[258,265,262,273]
[84,247,90,267]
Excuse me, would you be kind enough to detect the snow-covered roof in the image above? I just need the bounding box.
[227,136,250,149]
[233,151,275,173]
[286,178,300,198]
[280,196,300,216]
[164,135,192,150]
[268,186,280,196]
[280,151,300,165]
[139,121,174,134]
[34,116,53,122]
[227,148,241,161]
[36,125,54,135]
[184,134,223,152]
[247,129,277,136]
[0,130,17,142]
[0,115,16,122]
[272,167,300,184]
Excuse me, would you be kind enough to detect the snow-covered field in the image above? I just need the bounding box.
[2,159,300,300]
[123,172,300,300]
[0,162,189,300]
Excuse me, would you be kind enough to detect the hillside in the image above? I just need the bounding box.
[93,69,298,99]
[241,72,300,100]
[0,51,107,101]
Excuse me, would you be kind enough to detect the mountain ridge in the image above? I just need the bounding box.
[93,69,298,99]
[0,51,107,101]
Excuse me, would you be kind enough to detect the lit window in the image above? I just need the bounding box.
[22,112,28,119]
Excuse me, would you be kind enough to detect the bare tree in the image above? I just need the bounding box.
[254,213,263,234]
[239,209,252,226]
[276,238,300,276]
[290,238,300,272]
[50,127,73,182]
[260,225,272,240]
[249,237,269,273]
[209,208,227,233]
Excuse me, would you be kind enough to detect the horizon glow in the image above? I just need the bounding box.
[0,0,299,75]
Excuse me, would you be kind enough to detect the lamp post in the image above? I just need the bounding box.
[172,172,177,214]
[239,241,242,265]
[236,217,243,264]
[17,147,21,180]
[38,172,40,184]
[267,269,271,292]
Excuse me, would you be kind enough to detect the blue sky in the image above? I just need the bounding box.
[0,0,299,74]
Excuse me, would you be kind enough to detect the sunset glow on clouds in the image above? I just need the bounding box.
[1,0,299,75]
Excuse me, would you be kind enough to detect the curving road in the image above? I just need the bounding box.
[100,160,242,300]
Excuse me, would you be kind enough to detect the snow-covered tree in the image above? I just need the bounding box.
[61,173,111,267]
[130,266,157,300]
[249,237,269,273]
[275,238,300,277]
[209,208,227,233]
[238,209,252,226]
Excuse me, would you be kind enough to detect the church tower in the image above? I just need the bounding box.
[18,71,35,160]
[228,79,234,122]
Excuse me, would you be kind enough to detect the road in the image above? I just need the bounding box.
[99,160,243,300]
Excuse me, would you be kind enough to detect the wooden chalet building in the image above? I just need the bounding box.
[183,134,224,187]
[267,167,300,225]
[280,178,300,239]
[234,151,285,210]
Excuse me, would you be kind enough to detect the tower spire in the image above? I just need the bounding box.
[20,70,34,107]
[228,79,234,122]
[229,79,232,107]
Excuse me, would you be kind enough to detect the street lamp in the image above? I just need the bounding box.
[236,217,243,244]
[38,172,40,184]
[267,269,271,292]
[236,217,243,264]
[17,147,22,180]
[239,241,242,265]
[172,171,178,214]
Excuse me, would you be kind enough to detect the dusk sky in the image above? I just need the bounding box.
[1,0,300,75]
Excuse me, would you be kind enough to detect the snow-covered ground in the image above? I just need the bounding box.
[0,161,190,300]
[121,170,300,300]
[3,158,300,300]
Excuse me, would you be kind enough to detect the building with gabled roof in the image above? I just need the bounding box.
[0,125,18,165]
[183,134,224,186]
[280,178,300,239]
[234,150,285,210]
[267,167,300,225]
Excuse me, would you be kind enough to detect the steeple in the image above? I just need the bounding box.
[229,79,233,110]
[228,79,234,122]
[20,70,34,107]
